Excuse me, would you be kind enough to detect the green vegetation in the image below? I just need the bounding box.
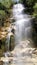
[0,0,12,15]
[0,0,14,27]
[20,0,37,15]
[33,3,37,17]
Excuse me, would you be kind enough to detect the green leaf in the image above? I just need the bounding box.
[0,10,6,15]
[0,0,12,8]
[33,3,37,9]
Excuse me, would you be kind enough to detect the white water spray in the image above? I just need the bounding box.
[13,3,32,45]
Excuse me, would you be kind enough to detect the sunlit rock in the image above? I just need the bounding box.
[0,31,7,40]
[1,56,13,63]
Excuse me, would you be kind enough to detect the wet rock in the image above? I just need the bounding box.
[0,31,7,40]
[3,51,14,57]
[1,57,13,63]
[11,40,36,58]
[33,49,37,55]
[0,61,3,65]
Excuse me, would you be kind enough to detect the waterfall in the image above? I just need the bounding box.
[4,25,12,57]
[13,3,32,46]
[2,3,36,65]
[6,26,11,51]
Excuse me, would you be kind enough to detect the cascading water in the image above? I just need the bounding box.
[10,3,35,65]
[6,26,12,51]
[4,25,12,57]
[2,3,36,65]
[13,3,32,46]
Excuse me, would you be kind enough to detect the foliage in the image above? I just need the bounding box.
[33,3,37,17]
[20,0,37,15]
[0,0,12,8]
[0,10,6,16]
[0,0,14,26]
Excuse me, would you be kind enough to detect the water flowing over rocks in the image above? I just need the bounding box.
[10,3,37,65]
[0,3,37,65]
[0,40,37,65]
